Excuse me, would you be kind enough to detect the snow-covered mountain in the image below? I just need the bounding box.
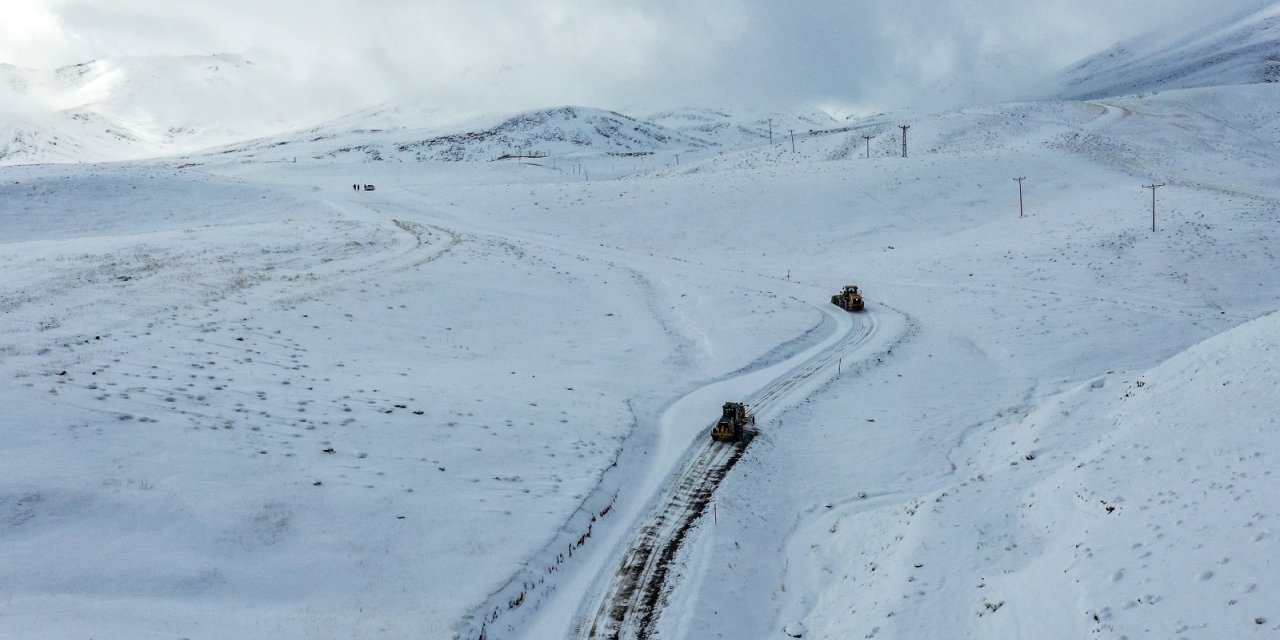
[5,0,1280,168]
[1056,0,1280,99]
[0,54,348,165]
[640,107,842,148]
[197,105,710,164]
[2,54,850,166]
[198,104,852,165]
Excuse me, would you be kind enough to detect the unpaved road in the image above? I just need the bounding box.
[577,309,880,640]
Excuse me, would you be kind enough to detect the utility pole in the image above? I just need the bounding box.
[1014,177,1026,217]
[768,119,773,145]
[1143,183,1165,231]
[862,134,874,159]
[899,125,910,157]
[790,130,796,153]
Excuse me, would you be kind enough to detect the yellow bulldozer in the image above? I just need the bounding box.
[712,402,754,442]
[831,284,865,312]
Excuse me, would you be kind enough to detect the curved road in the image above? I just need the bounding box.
[576,309,880,639]
[359,187,894,640]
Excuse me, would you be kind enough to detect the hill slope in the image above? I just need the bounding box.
[1057,0,1280,99]
[640,107,841,148]
[199,105,710,164]
[3,79,1280,639]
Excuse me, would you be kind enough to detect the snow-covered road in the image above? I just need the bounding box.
[383,186,899,639]
[571,307,894,640]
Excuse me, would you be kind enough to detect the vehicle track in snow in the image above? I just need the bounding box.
[578,309,880,640]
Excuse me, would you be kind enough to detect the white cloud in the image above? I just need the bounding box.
[0,0,1270,115]
[0,0,80,68]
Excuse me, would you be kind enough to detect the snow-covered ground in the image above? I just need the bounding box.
[3,71,1279,640]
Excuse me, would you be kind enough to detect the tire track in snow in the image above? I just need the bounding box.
[577,309,880,640]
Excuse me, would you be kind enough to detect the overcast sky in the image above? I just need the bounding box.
[1,0,1267,116]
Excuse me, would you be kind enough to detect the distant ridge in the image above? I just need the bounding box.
[189,104,850,164]
[640,107,840,149]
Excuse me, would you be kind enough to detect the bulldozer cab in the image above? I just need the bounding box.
[713,402,751,442]
[832,283,866,312]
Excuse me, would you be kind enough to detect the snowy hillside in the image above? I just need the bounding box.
[759,310,1280,639]
[640,107,842,148]
[1057,0,1280,99]
[198,105,710,164]
[6,6,1280,638]
[5,77,1280,639]
[199,104,848,166]
[0,54,348,165]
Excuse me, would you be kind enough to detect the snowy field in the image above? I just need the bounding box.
[3,82,1279,639]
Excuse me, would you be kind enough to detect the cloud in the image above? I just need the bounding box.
[0,1,79,69]
[1,0,1270,117]
[4,0,750,114]
[695,0,1262,111]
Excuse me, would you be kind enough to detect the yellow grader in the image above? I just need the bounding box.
[831,284,865,312]
[712,402,754,442]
